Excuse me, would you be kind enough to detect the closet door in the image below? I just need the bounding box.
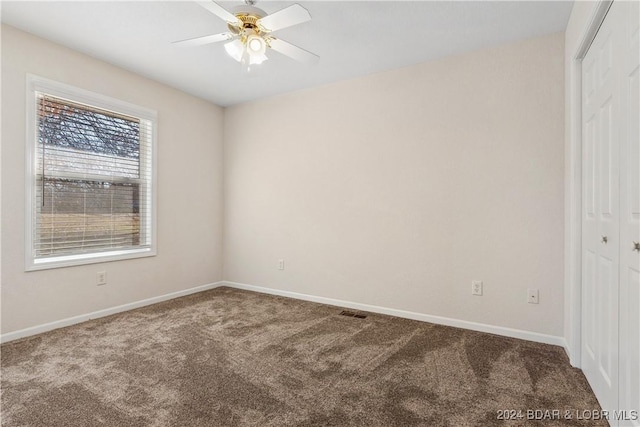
[619,0,640,425]
[582,0,622,417]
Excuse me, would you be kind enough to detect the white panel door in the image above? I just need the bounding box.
[582,0,622,418]
[619,0,640,425]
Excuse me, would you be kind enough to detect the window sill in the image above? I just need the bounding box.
[26,247,156,271]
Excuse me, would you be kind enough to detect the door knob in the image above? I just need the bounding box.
[601,236,608,244]
[634,241,640,252]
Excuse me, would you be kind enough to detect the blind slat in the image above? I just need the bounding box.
[35,92,153,258]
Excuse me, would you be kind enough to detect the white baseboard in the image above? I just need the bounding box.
[0,281,225,344]
[561,339,572,361]
[222,281,566,348]
[2,279,566,349]
[565,340,582,368]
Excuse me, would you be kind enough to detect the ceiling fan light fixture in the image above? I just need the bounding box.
[247,34,266,55]
[225,35,268,65]
[224,39,244,62]
[249,53,268,65]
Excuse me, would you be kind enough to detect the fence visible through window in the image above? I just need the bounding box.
[34,93,152,258]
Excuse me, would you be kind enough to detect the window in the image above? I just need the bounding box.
[26,76,156,270]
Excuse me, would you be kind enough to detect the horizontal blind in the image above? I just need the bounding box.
[35,93,153,258]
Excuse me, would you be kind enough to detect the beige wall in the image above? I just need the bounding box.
[1,25,224,334]
[1,26,566,340]
[224,32,565,336]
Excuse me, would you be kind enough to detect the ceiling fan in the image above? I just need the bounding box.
[174,0,319,69]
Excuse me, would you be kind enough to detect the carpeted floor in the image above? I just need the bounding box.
[1,287,604,426]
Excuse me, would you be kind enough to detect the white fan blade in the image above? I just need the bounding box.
[173,32,234,46]
[269,38,319,65]
[196,1,242,26]
[257,4,311,32]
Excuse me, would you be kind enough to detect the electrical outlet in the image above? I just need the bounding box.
[472,280,483,296]
[278,259,285,270]
[527,289,539,304]
[97,271,107,286]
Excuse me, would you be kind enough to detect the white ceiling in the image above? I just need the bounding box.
[1,1,573,107]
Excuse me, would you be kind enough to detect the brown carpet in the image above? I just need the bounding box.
[1,287,604,426]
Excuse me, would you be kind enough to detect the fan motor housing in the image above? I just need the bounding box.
[229,5,267,34]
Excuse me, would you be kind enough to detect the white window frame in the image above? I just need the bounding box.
[25,75,158,271]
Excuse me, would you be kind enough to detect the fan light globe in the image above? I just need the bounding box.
[224,39,244,62]
[248,38,262,52]
[249,53,268,65]
[246,34,266,55]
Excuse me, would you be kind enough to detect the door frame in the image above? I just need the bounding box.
[566,0,613,368]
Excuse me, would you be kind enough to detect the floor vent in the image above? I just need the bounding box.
[339,310,367,319]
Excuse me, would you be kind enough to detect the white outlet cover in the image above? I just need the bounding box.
[472,280,483,296]
[97,271,107,285]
